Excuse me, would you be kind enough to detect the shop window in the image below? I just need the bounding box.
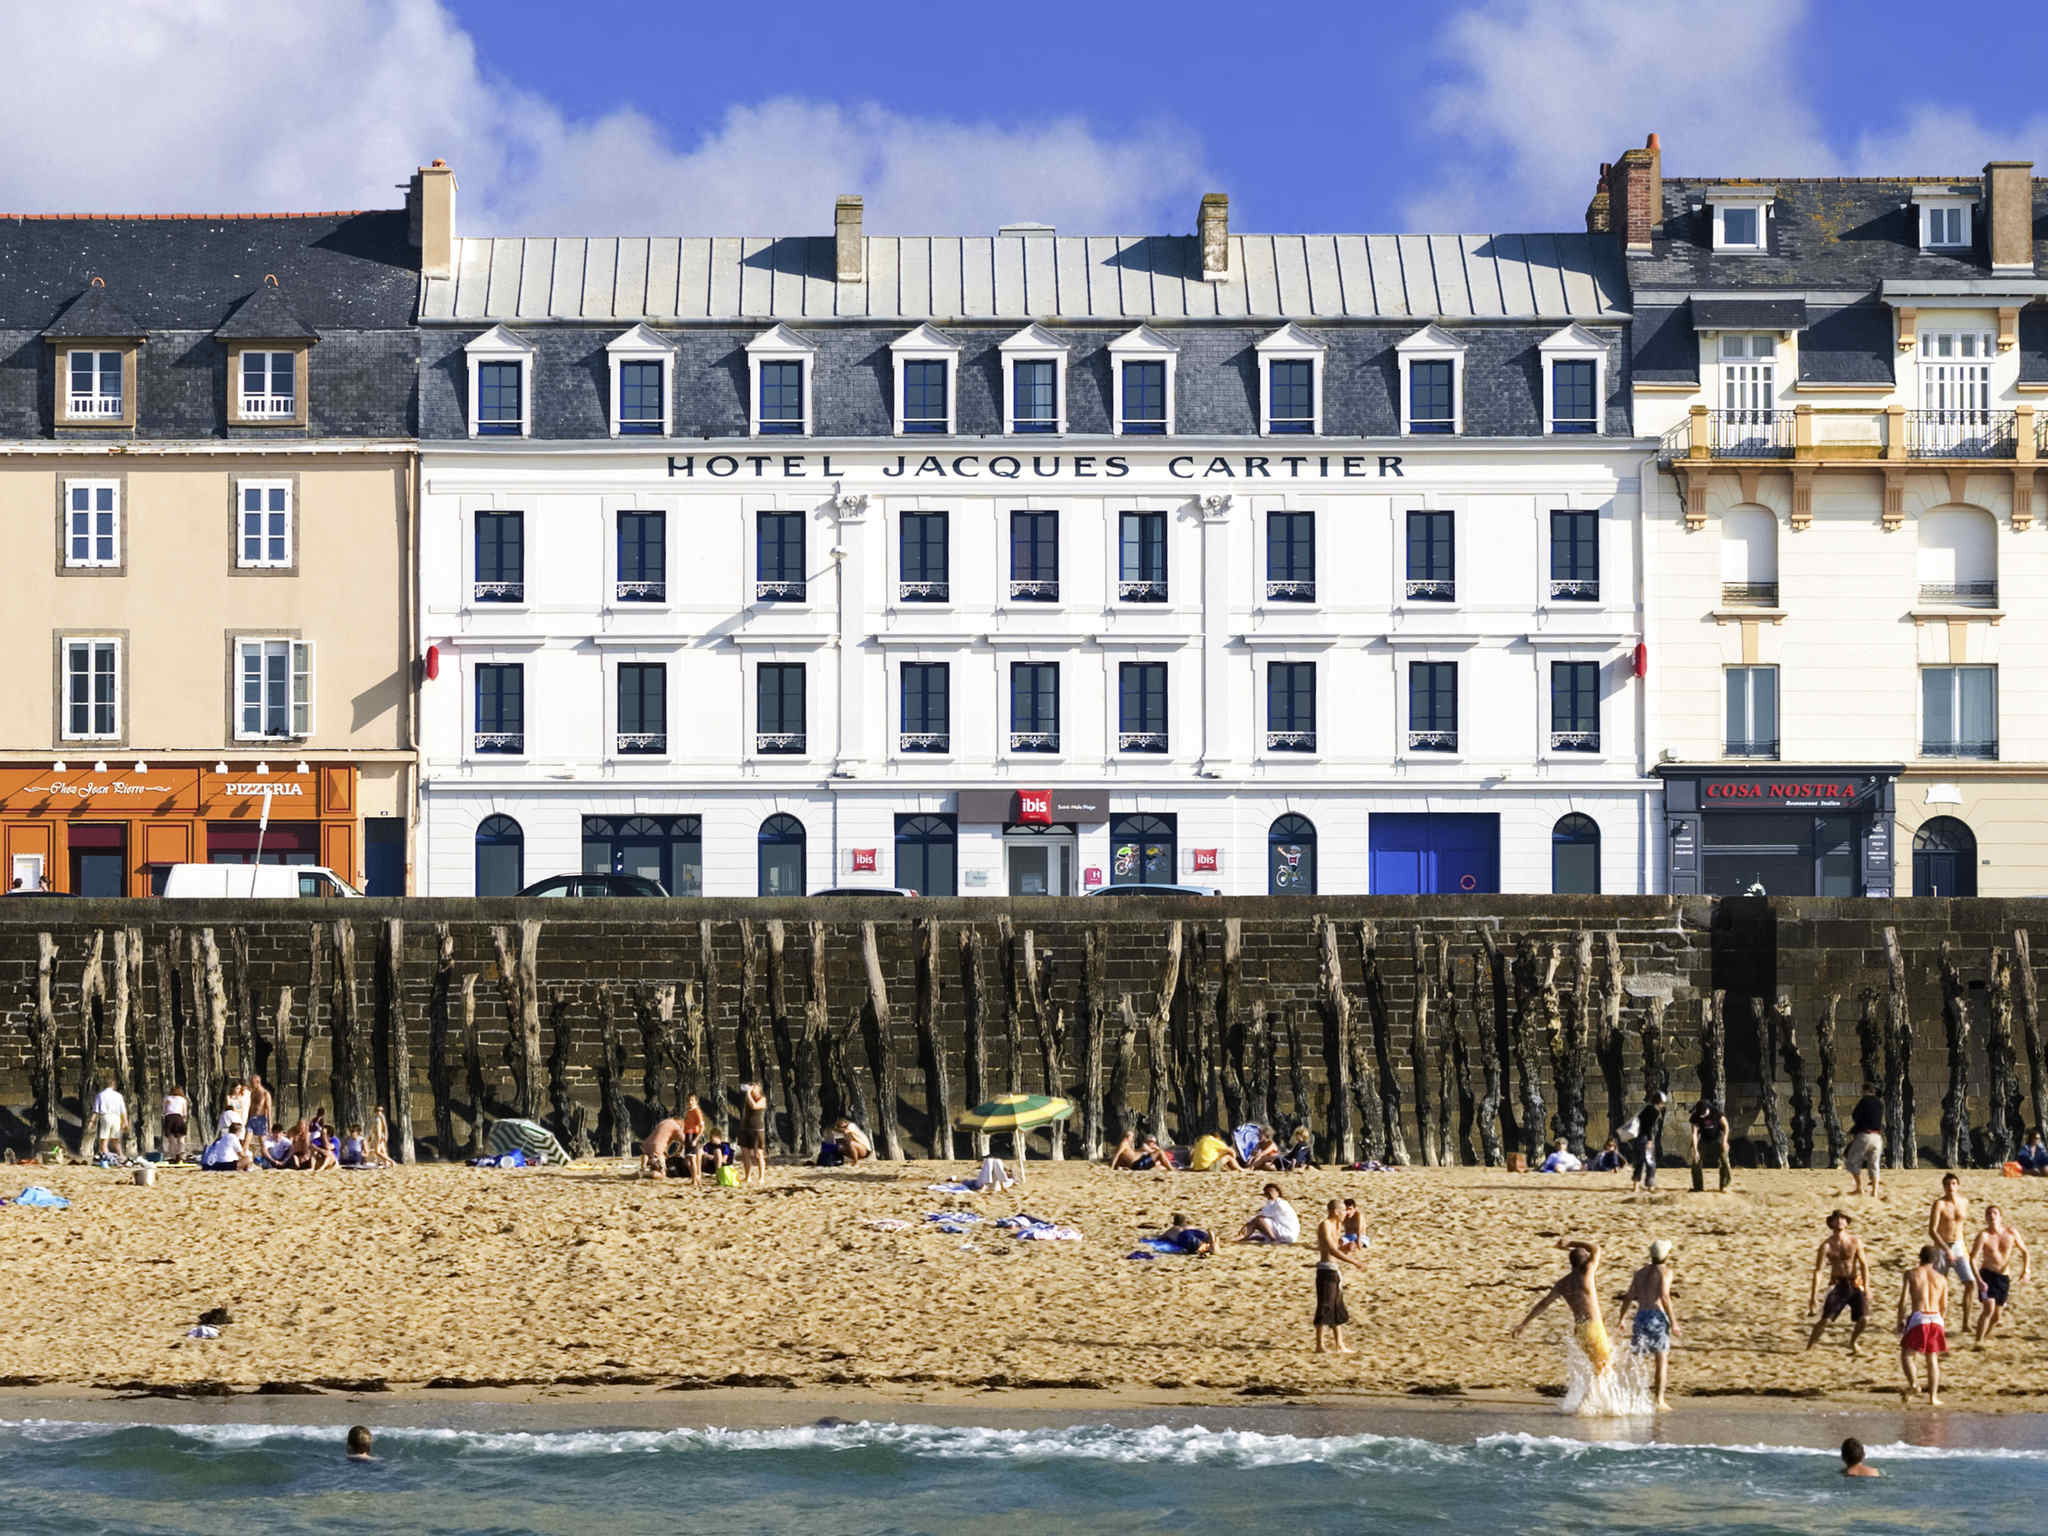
[758,813,806,897]
[1110,812,1177,887]
[1912,816,1977,898]
[1552,813,1601,895]
[1699,812,1856,898]
[474,814,524,897]
[208,821,319,866]
[894,813,957,897]
[1268,814,1316,894]
[583,813,700,897]
[68,824,125,898]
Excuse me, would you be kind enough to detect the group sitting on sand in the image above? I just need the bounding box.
[1107,1123,1313,1173]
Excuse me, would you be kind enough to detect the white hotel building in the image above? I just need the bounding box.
[413,185,1659,897]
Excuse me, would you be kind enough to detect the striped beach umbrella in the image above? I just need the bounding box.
[956,1094,1073,1185]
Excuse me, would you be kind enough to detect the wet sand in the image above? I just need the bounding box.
[4,1159,2042,1411]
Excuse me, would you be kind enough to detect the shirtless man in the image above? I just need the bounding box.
[1970,1204,2030,1344]
[1617,1239,1679,1409]
[1107,1130,1142,1169]
[1807,1209,1870,1355]
[247,1074,275,1139]
[1897,1244,1949,1405]
[641,1116,687,1178]
[1313,1200,1368,1355]
[1340,1198,1367,1250]
[1511,1239,1611,1378]
[1928,1173,1975,1332]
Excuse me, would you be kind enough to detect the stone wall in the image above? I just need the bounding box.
[0,893,2040,1163]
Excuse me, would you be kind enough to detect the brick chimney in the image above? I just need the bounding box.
[408,159,457,280]
[1984,160,2035,273]
[1585,163,1613,234]
[1611,133,1662,254]
[835,195,864,282]
[1198,192,1230,281]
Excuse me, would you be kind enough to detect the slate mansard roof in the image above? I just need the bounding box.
[420,231,1627,323]
[0,211,419,438]
[1627,175,2048,388]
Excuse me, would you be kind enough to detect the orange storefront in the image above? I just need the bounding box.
[0,763,358,896]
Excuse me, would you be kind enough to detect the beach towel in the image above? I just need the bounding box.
[865,1218,910,1231]
[1014,1224,1083,1241]
[15,1186,68,1209]
[1189,1134,1233,1171]
[1232,1123,1261,1163]
[485,1118,571,1167]
[472,1149,526,1168]
[1127,1237,1184,1258]
[925,1181,978,1194]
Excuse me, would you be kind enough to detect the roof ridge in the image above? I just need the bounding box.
[0,209,379,221]
[1670,175,2038,185]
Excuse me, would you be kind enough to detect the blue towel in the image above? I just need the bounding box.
[1232,1123,1261,1163]
[16,1186,68,1209]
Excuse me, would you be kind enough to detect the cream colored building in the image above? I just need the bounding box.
[0,201,423,895]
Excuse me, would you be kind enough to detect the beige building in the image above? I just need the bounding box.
[0,199,424,895]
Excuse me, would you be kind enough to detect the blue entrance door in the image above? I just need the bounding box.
[1369,813,1500,894]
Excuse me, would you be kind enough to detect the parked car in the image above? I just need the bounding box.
[160,864,361,898]
[1084,883,1223,897]
[517,873,669,898]
[812,886,921,897]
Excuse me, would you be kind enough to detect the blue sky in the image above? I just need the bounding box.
[0,1,2041,236]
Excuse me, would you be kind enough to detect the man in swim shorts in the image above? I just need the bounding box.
[1928,1172,1975,1332]
[1897,1244,1948,1406]
[1511,1238,1610,1376]
[1844,1091,1884,1198]
[1312,1199,1368,1355]
[1617,1239,1679,1409]
[1806,1209,1870,1355]
[1969,1204,2029,1345]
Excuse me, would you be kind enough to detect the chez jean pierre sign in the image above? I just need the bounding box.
[668,452,1406,481]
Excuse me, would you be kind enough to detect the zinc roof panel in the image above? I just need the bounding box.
[706,237,742,318]
[1117,235,1154,317]
[801,238,836,317]
[928,237,962,318]
[420,271,455,320]
[1148,241,1189,318]
[767,237,807,317]
[1366,235,1409,316]
[1520,234,1568,315]
[451,239,491,319]
[1491,234,1539,315]
[1082,236,1117,317]
[866,238,900,317]
[676,238,711,318]
[1460,235,1506,317]
[1013,236,1047,316]
[516,237,556,319]
[737,236,770,318]
[580,238,618,319]
[1330,237,1369,317]
[613,236,650,318]
[1304,236,1343,315]
[1054,238,1090,316]
[548,237,586,318]
[1426,235,1472,316]
[1239,235,1280,314]
[1272,235,1313,315]
[962,236,995,316]
[645,239,680,319]
[484,238,523,318]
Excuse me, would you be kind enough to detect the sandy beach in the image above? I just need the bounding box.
[3,1158,2043,1411]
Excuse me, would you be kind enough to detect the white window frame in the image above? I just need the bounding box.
[1395,324,1467,436]
[606,324,673,438]
[65,348,125,421]
[1538,324,1608,435]
[465,325,535,439]
[1710,196,1771,252]
[1917,196,1974,251]
[1109,325,1178,438]
[747,324,816,437]
[890,324,960,437]
[235,479,294,569]
[63,479,120,568]
[238,348,298,419]
[999,323,1067,436]
[1255,322,1325,437]
[1717,332,1779,411]
[234,636,314,741]
[1724,664,1780,755]
[60,637,121,741]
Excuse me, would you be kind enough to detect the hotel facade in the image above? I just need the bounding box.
[414,185,1660,897]
[1608,136,2048,896]
[0,201,422,895]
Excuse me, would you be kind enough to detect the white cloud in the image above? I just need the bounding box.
[0,0,1210,234]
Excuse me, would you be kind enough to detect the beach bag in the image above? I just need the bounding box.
[716,1164,739,1188]
[1617,1115,1640,1142]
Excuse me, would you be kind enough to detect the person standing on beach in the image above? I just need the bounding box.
[90,1078,127,1161]
[1897,1244,1948,1405]
[1928,1174,1975,1333]
[246,1075,274,1140]
[161,1086,190,1163]
[740,1083,769,1185]
[1970,1205,2029,1344]
[1688,1100,1730,1192]
[1511,1239,1612,1377]
[1629,1093,1668,1192]
[1845,1092,1884,1198]
[1617,1239,1679,1409]
[1807,1210,1870,1355]
[1313,1200,1367,1355]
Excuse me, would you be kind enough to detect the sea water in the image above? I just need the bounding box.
[0,1414,2041,1535]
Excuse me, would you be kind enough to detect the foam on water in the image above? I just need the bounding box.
[1558,1334,1656,1418]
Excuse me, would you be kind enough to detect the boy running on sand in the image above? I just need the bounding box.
[1897,1244,1949,1406]
[1617,1239,1679,1409]
[1970,1205,2029,1344]
[1807,1210,1871,1355]
[1511,1239,1611,1377]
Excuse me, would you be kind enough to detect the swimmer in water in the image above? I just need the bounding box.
[1841,1437,1879,1476]
[346,1425,374,1461]
[1510,1238,1610,1376]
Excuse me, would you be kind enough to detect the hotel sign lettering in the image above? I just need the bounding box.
[668,452,1404,481]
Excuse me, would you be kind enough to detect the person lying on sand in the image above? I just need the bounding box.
[1971,1204,2029,1345]
[1617,1239,1679,1410]
[1840,1437,1878,1476]
[1511,1239,1611,1376]
[1231,1183,1300,1244]
[1898,1244,1949,1406]
[1155,1213,1214,1255]
[1314,1200,1369,1355]
[1808,1209,1870,1356]
[642,1117,687,1178]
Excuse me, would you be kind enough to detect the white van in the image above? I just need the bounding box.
[159,864,362,899]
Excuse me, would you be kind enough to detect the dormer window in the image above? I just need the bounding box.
[1916,191,1974,251]
[1396,325,1467,436]
[46,283,144,430]
[1256,324,1324,436]
[239,351,296,419]
[607,325,672,437]
[890,324,959,436]
[1707,188,1773,252]
[465,325,535,439]
[1109,326,1178,437]
[748,324,815,437]
[1000,324,1067,435]
[1540,325,1608,436]
[69,351,123,418]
